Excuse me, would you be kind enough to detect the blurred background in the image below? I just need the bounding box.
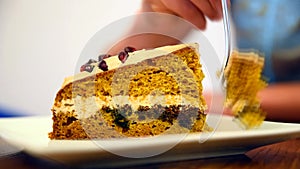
[0,0,224,117]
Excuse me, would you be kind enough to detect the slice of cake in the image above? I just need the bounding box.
[224,50,267,129]
[49,43,208,139]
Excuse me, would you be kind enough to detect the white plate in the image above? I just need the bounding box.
[0,115,300,168]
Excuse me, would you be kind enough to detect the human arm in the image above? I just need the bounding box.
[258,82,300,123]
[204,82,300,123]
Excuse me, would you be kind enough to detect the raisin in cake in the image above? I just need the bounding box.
[49,43,208,139]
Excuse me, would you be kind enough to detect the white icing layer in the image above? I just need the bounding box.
[54,94,200,119]
[123,43,198,66]
[62,43,198,87]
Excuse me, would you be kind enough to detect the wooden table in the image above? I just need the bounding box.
[0,138,299,169]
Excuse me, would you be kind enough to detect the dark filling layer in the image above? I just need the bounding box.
[101,104,203,131]
[50,104,207,139]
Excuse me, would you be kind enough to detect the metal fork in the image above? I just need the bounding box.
[220,0,231,87]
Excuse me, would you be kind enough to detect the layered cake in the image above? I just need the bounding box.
[224,50,267,129]
[49,43,208,139]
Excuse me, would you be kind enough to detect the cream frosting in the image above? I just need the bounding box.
[54,94,201,119]
[62,43,198,87]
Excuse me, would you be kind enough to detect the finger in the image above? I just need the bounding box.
[142,0,175,14]
[161,0,207,30]
[209,0,223,18]
[191,0,222,20]
[141,0,155,12]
